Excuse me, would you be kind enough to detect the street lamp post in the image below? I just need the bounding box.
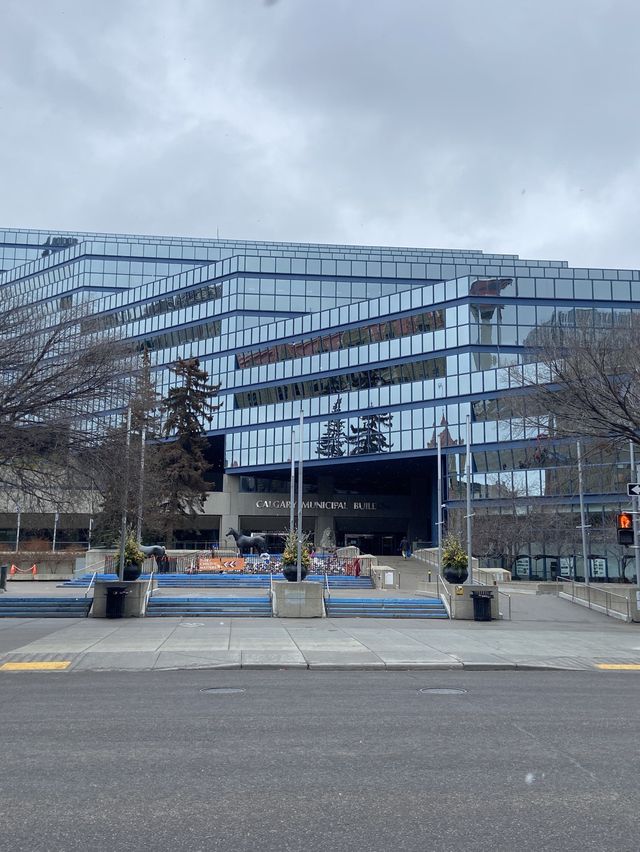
[289,427,296,538]
[437,434,443,576]
[465,414,473,584]
[15,505,21,554]
[296,409,304,582]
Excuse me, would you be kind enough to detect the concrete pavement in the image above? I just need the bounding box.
[0,584,638,672]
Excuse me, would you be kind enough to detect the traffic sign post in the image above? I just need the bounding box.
[629,442,640,585]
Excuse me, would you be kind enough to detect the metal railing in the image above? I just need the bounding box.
[324,572,331,601]
[498,590,512,621]
[143,571,156,615]
[83,571,97,601]
[561,581,631,621]
[76,558,110,577]
[436,573,452,619]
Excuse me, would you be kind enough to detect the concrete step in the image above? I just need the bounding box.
[0,597,91,618]
[325,596,448,619]
[146,595,272,618]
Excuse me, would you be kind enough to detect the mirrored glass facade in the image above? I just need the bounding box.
[2,226,638,573]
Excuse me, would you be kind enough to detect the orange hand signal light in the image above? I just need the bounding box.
[617,512,634,545]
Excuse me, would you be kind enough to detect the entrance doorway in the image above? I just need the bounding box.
[343,532,400,556]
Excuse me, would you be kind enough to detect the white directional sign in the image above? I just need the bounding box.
[627,483,640,497]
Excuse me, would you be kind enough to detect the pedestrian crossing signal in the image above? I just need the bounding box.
[617,512,634,546]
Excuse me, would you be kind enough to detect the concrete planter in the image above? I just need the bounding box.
[272,580,324,618]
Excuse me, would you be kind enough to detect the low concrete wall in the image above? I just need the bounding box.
[439,577,500,620]
[272,581,324,618]
[371,567,397,589]
[0,551,82,580]
[91,579,152,618]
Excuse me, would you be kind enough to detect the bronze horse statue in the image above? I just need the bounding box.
[226,528,267,555]
[140,545,170,573]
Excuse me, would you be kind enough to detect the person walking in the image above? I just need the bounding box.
[400,536,410,559]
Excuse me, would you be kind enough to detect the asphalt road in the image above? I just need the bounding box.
[0,670,637,852]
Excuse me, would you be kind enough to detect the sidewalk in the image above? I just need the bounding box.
[0,584,638,672]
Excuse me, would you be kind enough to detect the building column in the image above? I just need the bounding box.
[219,474,240,549]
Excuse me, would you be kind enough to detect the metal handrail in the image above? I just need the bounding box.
[77,559,109,577]
[498,590,512,621]
[269,572,274,601]
[562,580,631,620]
[324,572,330,600]
[143,570,155,615]
[436,573,452,619]
[83,571,98,600]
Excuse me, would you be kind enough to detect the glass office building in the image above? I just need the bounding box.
[1,227,637,579]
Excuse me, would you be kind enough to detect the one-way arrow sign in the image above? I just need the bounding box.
[627,483,640,497]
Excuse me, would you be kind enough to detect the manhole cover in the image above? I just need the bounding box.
[200,687,246,695]
[179,622,204,628]
[419,687,468,695]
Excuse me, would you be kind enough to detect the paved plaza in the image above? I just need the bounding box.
[0,585,638,673]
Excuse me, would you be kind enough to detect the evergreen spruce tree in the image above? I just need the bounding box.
[347,412,393,455]
[316,397,346,458]
[156,358,222,543]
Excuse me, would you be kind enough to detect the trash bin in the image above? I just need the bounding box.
[0,565,7,591]
[470,589,493,622]
[105,586,128,619]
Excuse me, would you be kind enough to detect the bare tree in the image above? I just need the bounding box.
[513,313,640,446]
[0,297,134,507]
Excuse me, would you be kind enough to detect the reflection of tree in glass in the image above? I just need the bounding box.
[316,398,347,458]
[348,412,393,455]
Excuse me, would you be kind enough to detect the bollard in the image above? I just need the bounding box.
[428,570,432,582]
[0,564,7,592]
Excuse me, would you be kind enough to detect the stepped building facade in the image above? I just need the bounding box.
[1,226,637,580]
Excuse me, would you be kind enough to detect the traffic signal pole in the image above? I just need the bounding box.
[631,442,640,585]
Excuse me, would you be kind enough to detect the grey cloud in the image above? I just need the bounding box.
[1,0,639,268]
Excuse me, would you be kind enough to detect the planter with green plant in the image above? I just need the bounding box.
[121,532,145,581]
[280,530,311,582]
[441,534,469,584]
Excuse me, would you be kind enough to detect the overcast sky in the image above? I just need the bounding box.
[1,0,639,268]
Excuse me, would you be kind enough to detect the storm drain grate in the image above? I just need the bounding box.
[419,687,468,695]
[200,687,246,695]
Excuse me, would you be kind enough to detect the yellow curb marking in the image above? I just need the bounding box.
[0,661,70,671]
[596,663,640,671]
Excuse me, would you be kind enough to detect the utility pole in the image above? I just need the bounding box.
[118,407,132,581]
[15,505,21,553]
[437,434,443,576]
[630,442,640,585]
[52,512,59,552]
[577,440,590,585]
[296,409,304,582]
[289,427,296,538]
[465,414,473,584]
[136,424,147,543]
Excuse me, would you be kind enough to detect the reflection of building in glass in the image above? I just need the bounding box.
[0,227,638,574]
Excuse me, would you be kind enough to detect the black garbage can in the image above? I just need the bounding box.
[105,586,128,619]
[470,590,493,622]
[0,565,7,591]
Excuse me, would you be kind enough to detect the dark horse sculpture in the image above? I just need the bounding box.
[140,545,170,573]
[227,528,267,555]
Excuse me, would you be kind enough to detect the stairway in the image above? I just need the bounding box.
[0,596,92,618]
[145,595,272,617]
[325,597,448,619]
